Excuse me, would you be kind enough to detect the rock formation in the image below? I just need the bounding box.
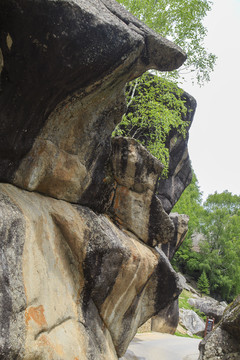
[0,0,193,359]
[151,299,180,335]
[179,309,205,337]
[199,296,240,360]
[188,297,227,323]
[151,214,189,334]
[157,91,197,213]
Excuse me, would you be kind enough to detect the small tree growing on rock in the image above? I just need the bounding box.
[198,271,210,295]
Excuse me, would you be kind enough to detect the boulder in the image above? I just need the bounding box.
[198,296,240,360]
[188,297,227,323]
[179,309,205,337]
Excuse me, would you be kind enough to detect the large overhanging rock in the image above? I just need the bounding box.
[0,0,186,203]
[0,0,189,359]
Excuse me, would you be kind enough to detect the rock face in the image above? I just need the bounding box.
[199,296,240,360]
[110,137,174,247]
[0,1,191,359]
[157,91,197,213]
[0,183,181,359]
[151,299,179,335]
[150,216,189,335]
[188,297,227,323]
[0,0,186,204]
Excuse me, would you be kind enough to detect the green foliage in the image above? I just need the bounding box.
[174,331,202,339]
[179,289,206,322]
[113,74,189,176]
[171,172,203,272]
[199,191,240,301]
[173,172,203,237]
[197,271,210,295]
[116,0,216,85]
[113,0,216,174]
[172,186,240,302]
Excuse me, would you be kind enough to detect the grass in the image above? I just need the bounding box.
[174,331,202,339]
[179,289,206,322]
[176,289,206,339]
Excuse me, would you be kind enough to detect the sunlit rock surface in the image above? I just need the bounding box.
[110,137,174,247]
[0,0,191,359]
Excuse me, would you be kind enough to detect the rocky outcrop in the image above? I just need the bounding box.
[157,91,197,213]
[199,296,240,360]
[188,297,227,323]
[0,0,191,359]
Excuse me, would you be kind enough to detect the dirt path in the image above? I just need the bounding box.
[120,332,201,360]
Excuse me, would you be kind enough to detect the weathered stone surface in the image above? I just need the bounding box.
[109,137,174,247]
[157,92,197,213]
[161,212,189,260]
[0,1,191,359]
[179,309,205,337]
[198,296,240,360]
[151,214,189,335]
[0,0,186,205]
[199,327,240,360]
[151,299,179,335]
[188,297,227,323]
[0,183,181,359]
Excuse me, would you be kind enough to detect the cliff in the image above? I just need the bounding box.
[0,1,193,359]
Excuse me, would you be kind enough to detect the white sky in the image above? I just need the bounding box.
[182,0,240,200]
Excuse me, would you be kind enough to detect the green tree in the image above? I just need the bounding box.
[173,189,240,301]
[114,0,216,174]
[197,271,210,295]
[199,191,240,301]
[113,74,189,176]
[171,172,204,272]
[116,0,216,85]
